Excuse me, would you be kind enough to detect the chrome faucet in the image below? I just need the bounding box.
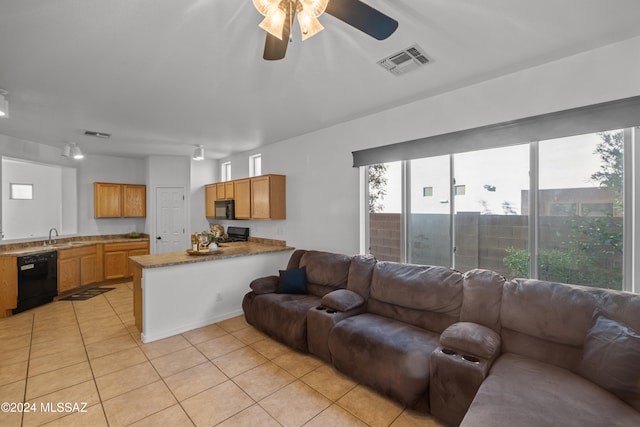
[48,227,59,245]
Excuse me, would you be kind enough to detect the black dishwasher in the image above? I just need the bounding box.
[13,251,58,314]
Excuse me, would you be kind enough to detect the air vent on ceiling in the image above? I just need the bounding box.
[84,130,111,139]
[377,44,430,76]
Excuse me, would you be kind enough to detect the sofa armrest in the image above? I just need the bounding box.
[320,289,365,312]
[250,276,279,295]
[440,322,501,361]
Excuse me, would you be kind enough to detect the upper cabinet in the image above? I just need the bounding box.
[234,179,251,219]
[214,181,235,201]
[251,175,286,220]
[205,184,217,218]
[94,183,122,217]
[205,174,285,220]
[123,185,146,217]
[94,182,146,218]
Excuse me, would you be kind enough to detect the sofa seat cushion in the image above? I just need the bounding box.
[461,353,640,427]
[248,293,321,352]
[328,313,439,411]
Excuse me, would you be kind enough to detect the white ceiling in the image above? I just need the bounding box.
[1,0,639,160]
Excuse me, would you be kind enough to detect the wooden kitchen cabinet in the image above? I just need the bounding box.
[123,184,146,217]
[58,245,99,294]
[251,174,286,219]
[103,241,149,280]
[216,183,225,200]
[205,184,217,217]
[234,179,251,219]
[94,183,122,217]
[206,181,236,217]
[94,182,146,218]
[0,256,17,317]
[224,181,234,199]
[214,181,235,201]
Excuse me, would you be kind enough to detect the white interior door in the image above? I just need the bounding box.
[156,187,186,254]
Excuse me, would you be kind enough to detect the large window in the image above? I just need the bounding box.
[534,131,624,290]
[367,162,402,262]
[365,128,635,292]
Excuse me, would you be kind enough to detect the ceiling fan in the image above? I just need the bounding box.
[253,0,398,60]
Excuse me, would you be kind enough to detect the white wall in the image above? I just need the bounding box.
[146,155,192,253]
[76,154,147,236]
[191,158,218,234]
[2,159,62,240]
[219,35,640,255]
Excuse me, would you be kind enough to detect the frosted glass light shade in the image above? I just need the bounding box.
[259,7,287,40]
[297,10,324,40]
[253,0,279,16]
[299,0,329,16]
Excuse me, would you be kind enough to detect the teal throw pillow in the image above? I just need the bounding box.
[278,268,307,294]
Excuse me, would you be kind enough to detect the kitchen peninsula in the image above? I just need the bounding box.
[130,238,294,343]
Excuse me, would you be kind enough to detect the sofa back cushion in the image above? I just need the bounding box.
[346,254,377,299]
[500,279,601,370]
[368,262,463,334]
[460,269,505,332]
[299,250,352,297]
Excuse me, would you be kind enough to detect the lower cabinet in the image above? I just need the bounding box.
[103,241,149,280]
[58,246,99,294]
[0,256,17,317]
[58,241,149,293]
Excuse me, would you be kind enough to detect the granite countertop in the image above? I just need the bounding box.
[0,234,150,256]
[130,240,294,269]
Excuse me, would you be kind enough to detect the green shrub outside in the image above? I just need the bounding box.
[503,247,621,290]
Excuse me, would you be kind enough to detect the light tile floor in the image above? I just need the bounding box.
[0,282,443,427]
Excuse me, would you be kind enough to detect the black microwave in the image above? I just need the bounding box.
[214,200,235,220]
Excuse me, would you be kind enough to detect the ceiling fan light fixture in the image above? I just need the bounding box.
[252,0,278,16]
[299,0,329,17]
[297,10,324,40]
[259,7,287,40]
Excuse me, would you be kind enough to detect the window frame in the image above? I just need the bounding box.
[221,161,231,181]
[249,154,261,177]
[364,127,637,292]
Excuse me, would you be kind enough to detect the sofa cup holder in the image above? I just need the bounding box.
[315,305,336,314]
[461,354,480,364]
[440,348,481,364]
[315,306,326,310]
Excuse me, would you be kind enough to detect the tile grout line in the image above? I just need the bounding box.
[69,292,110,426]
[20,311,36,427]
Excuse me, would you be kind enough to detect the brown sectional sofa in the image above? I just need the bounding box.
[242,249,640,426]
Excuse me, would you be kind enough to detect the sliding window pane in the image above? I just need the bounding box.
[538,131,624,290]
[368,162,402,262]
[454,145,529,276]
[409,156,451,266]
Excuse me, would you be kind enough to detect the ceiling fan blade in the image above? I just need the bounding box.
[325,0,398,40]
[263,1,293,60]
[263,33,288,60]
